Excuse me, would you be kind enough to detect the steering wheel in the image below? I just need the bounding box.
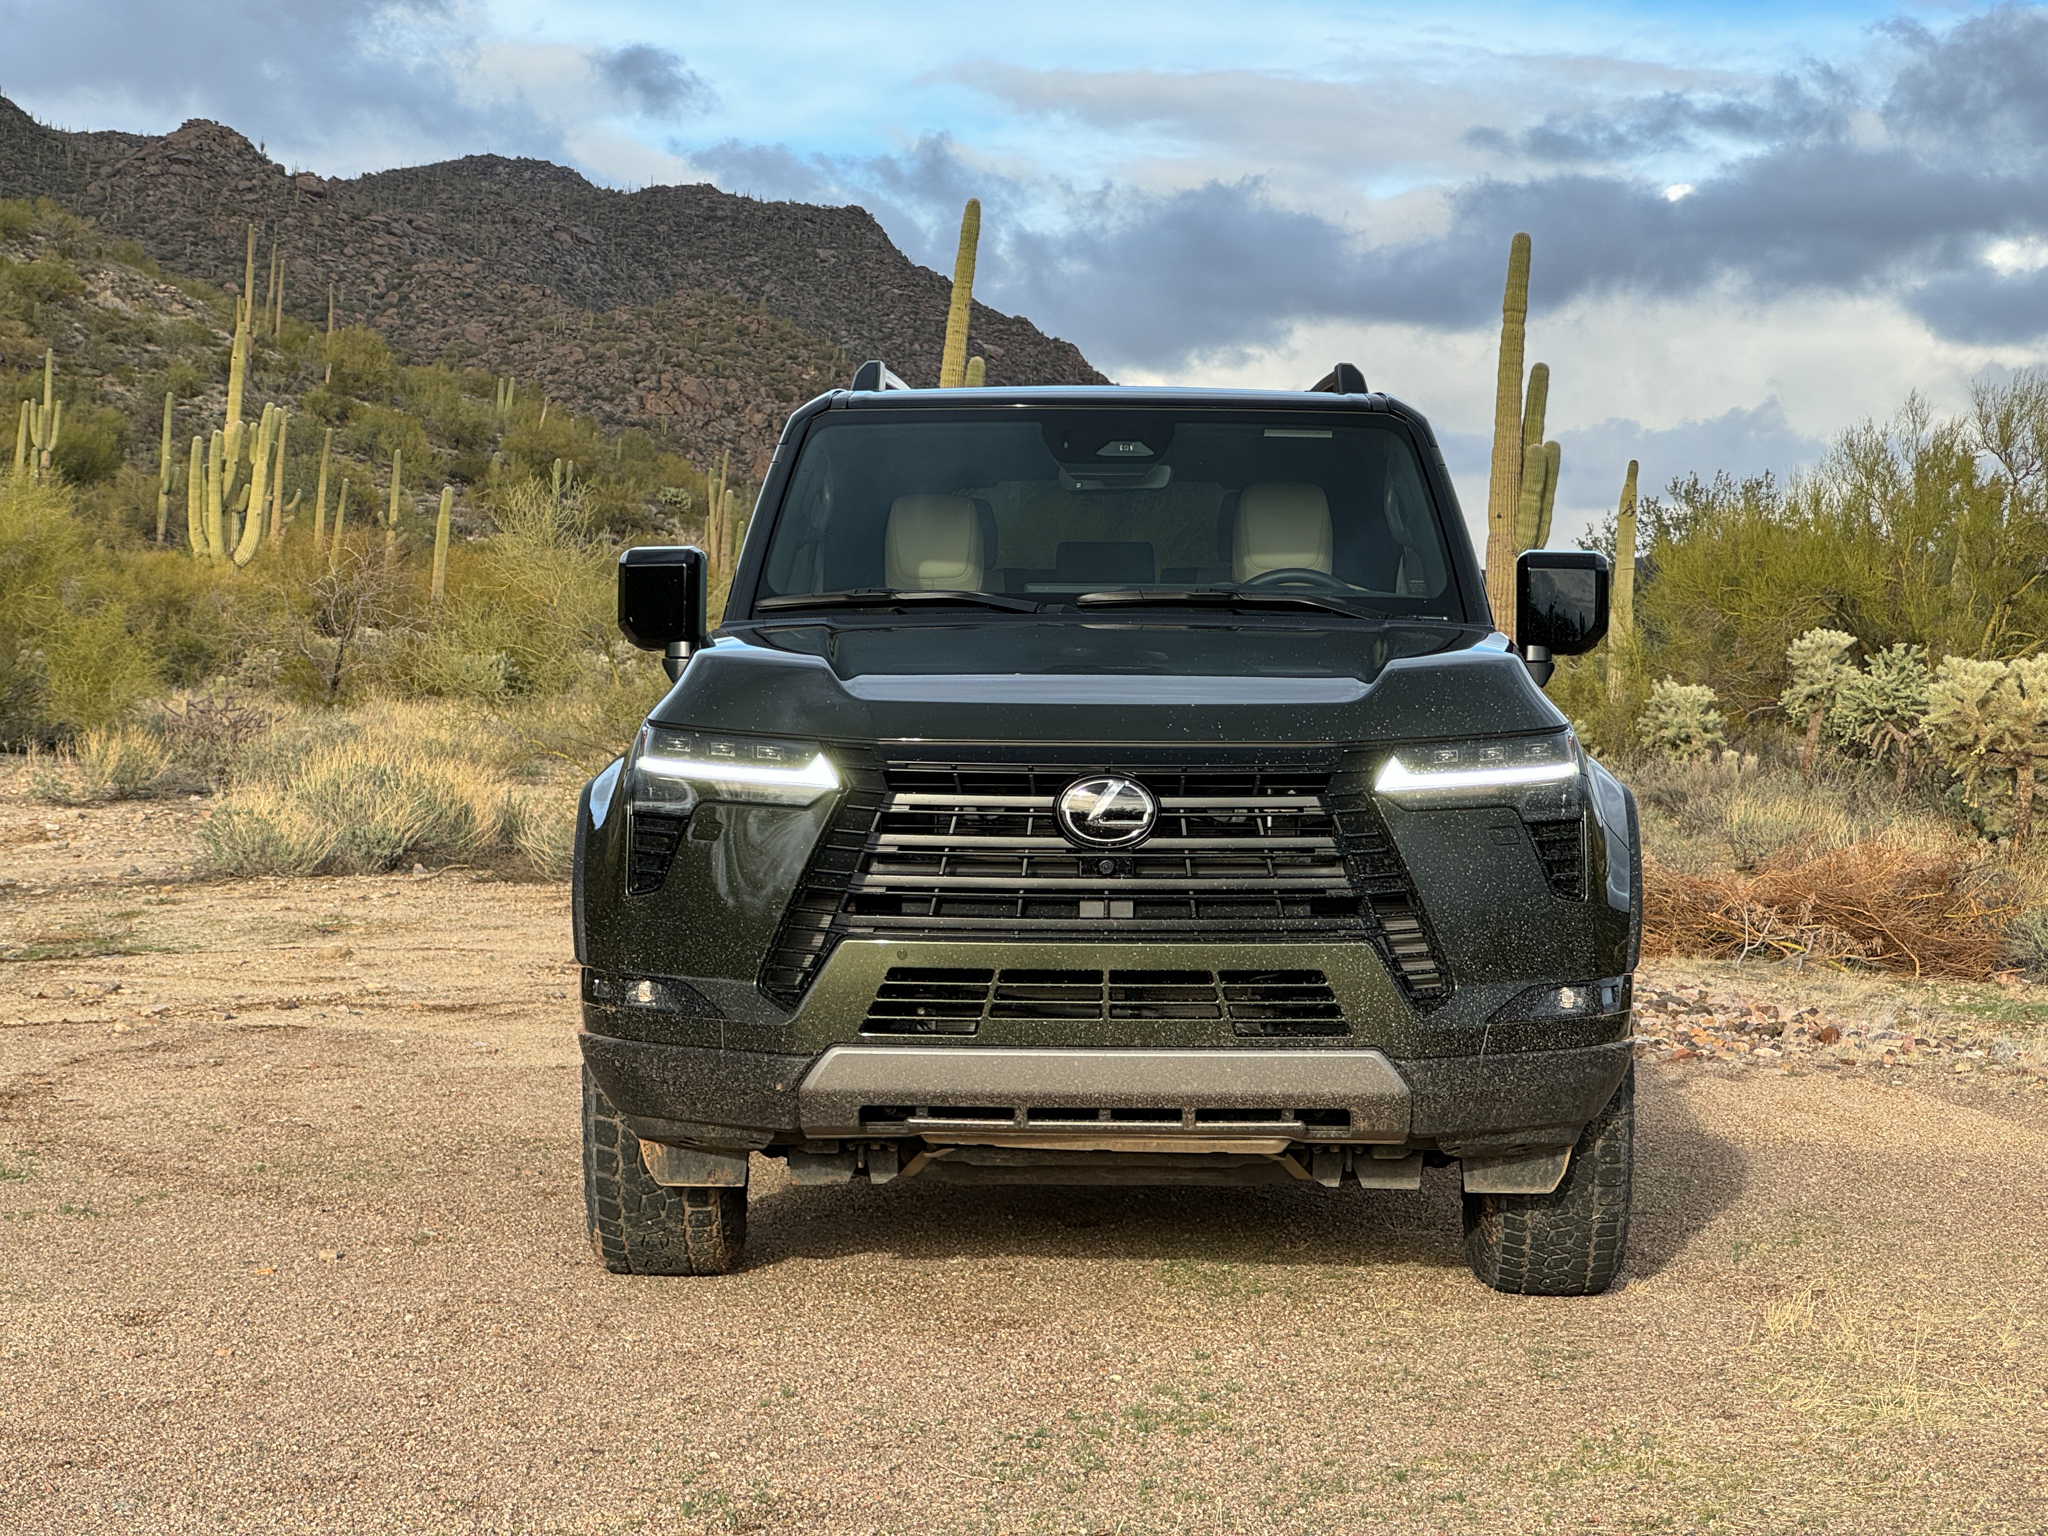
[1235,566,1355,595]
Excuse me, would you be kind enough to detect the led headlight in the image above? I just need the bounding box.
[633,726,841,807]
[1374,731,1579,807]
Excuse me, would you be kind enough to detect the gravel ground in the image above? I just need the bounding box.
[3,789,2048,1534]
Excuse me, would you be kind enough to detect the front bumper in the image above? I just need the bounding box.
[579,1031,1631,1160]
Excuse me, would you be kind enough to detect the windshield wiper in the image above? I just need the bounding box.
[756,588,1043,614]
[1073,589,1386,621]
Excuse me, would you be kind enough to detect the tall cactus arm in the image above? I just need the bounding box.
[939,198,981,389]
[1484,233,1533,633]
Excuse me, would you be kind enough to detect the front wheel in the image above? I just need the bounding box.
[1462,1066,1632,1296]
[582,1066,747,1275]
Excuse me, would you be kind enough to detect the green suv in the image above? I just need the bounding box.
[576,363,1640,1295]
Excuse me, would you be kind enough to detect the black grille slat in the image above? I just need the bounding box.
[627,813,687,895]
[1527,814,1589,900]
[760,753,1452,1010]
[859,966,1345,1037]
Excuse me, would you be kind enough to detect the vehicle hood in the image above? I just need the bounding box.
[647,622,1566,744]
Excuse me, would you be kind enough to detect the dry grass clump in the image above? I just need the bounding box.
[198,699,579,879]
[1642,836,2024,977]
[25,724,172,802]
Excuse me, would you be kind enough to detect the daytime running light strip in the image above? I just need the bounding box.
[1374,756,1577,794]
[638,753,841,789]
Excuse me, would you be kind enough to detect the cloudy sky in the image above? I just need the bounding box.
[8,0,2048,543]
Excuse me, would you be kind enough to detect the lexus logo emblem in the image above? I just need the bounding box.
[1057,776,1158,848]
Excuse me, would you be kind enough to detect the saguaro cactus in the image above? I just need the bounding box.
[1607,461,1638,702]
[12,400,27,477]
[331,478,350,559]
[231,404,282,567]
[1536,439,1561,548]
[185,436,205,555]
[27,349,61,481]
[1485,233,1533,630]
[312,427,333,545]
[963,355,985,388]
[431,485,454,602]
[154,392,175,544]
[939,198,981,389]
[266,410,289,549]
[384,448,402,570]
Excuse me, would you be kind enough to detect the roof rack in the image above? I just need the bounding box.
[1307,362,1369,394]
[850,359,913,392]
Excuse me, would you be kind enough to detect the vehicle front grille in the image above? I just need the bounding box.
[860,966,1347,1037]
[760,751,1452,1011]
[627,812,687,895]
[1527,813,1588,900]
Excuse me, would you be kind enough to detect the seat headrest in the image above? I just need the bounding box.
[885,495,984,590]
[1234,482,1332,580]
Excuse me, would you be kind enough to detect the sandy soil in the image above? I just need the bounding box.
[3,789,2048,1534]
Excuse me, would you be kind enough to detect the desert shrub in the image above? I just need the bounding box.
[323,326,398,398]
[198,700,577,877]
[51,403,129,484]
[404,480,626,698]
[0,200,33,241]
[1641,835,2017,977]
[1635,678,1727,758]
[1,255,84,307]
[2007,907,2048,980]
[26,724,171,802]
[0,478,161,741]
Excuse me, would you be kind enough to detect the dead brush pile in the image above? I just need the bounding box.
[1642,839,2021,978]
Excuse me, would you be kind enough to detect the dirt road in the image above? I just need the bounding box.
[3,799,2048,1533]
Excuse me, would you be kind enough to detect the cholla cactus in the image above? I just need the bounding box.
[1925,655,2048,851]
[1780,627,1856,782]
[1636,678,1728,759]
[939,198,981,389]
[1830,643,1932,789]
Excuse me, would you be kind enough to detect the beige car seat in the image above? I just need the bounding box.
[1234,482,1333,581]
[885,495,984,590]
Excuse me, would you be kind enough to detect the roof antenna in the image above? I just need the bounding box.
[1308,363,1368,394]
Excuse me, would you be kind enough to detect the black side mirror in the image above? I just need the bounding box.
[618,546,707,680]
[1515,550,1609,686]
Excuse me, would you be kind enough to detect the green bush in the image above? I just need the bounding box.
[323,326,398,398]
[51,403,129,484]
[1,255,84,307]
[0,200,33,241]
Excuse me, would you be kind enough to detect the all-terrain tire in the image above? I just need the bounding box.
[581,1066,746,1276]
[1461,1065,1632,1296]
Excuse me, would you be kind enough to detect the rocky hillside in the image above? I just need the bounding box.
[0,95,1107,474]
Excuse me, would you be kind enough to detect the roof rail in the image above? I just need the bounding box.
[1307,362,1369,394]
[850,359,913,392]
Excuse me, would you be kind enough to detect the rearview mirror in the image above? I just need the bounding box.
[618,546,707,680]
[1516,550,1609,655]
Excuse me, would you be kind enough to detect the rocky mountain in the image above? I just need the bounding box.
[0,95,1107,473]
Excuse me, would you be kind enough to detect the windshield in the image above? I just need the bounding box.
[753,409,1464,619]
